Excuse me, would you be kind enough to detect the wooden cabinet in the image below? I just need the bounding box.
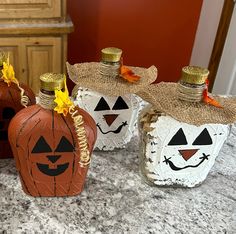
[0,0,73,94]
[0,0,66,21]
[0,37,62,93]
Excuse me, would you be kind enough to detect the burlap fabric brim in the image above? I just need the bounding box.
[137,82,236,126]
[66,62,158,96]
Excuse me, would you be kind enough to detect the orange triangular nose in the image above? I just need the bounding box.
[103,114,119,126]
[178,149,199,161]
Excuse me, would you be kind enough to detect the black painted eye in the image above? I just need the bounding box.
[32,136,52,153]
[94,97,110,111]
[3,107,15,119]
[112,96,129,110]
[168,128,188,145]
[55,136,74,152]
[193,128,213,145]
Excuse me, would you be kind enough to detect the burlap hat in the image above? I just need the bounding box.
[137,82,236,126]
[66,62,157,96]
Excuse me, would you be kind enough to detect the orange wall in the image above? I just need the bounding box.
[67,0,203,90]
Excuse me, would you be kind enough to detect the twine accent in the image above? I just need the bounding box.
[99,62,120,77]
[177,81,206,103]
[38,91,56,110]
[16,82,29,108]
[69,106,90,167]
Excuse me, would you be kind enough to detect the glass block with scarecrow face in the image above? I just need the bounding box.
[138,67,236,187]
[67,47,157,150]
[72,87,142,150]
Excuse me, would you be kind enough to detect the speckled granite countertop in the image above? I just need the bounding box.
[0,126,236,234]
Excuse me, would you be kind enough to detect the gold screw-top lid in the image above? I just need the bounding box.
[0,51,7,67]
[101,47,122,63]
[40,73,65,91]
[180,66,209,85]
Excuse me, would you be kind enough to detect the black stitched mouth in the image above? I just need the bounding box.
[96,121,128,134]
[163,153,210,171]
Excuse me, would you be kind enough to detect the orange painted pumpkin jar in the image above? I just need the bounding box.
[0,52,35,159]
[8,73,97,197]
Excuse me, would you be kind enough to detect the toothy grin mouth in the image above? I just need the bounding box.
[163,153,210,171]
[96,121,128,134]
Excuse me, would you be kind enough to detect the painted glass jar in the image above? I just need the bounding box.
[0,52,36,159]
[72,48,142,151]
[8,73,97,197]
[138,66,235,188]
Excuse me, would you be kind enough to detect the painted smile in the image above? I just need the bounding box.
[96,121,128,134]
[36,163,69,176]
[163,153,210,171]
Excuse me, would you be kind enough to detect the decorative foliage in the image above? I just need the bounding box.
[203,79,222,108]
[120,65,141,83]
[54,77,74,116]
[1,57,18,86]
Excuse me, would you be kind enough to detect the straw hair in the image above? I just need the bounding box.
[66,62,157,96]
[137,82,236,126]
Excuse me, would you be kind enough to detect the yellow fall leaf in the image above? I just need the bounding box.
[1,60,18,86]
[54,77,74,116]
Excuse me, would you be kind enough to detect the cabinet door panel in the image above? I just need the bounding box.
[0,37,62,94]
[25,37,62,94]
[27,46,53,93]
[0,42,21,81]
[0,0,62,19]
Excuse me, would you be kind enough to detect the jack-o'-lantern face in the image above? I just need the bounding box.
[28,130,76,185]
[31,136,74,177]
[0,80,36,159]
[74,88,140,150]
[145,116,229,187]
[0,102,20,159]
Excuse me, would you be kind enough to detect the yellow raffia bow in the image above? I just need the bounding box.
[1,56,29,107]
[54,76,74,116]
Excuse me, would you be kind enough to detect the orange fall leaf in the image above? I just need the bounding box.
[203,89,222,108]
[120,65,141,83]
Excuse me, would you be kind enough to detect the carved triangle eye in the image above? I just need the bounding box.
[94,97,110,111]
[168,128,188,145]
[32,136,52,153]
[112,96,129,110]
[3,107,15,119]
[55,136,74,152]
[193,128,213,145]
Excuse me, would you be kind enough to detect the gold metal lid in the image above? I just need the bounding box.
[101,47,122,63]
[0,52,7,67]
[40,73,65,91]
[180,66,209,85]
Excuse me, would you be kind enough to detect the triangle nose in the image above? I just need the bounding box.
[103,114,119,126]
[178,149,199,161]
[47,155,61,163]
